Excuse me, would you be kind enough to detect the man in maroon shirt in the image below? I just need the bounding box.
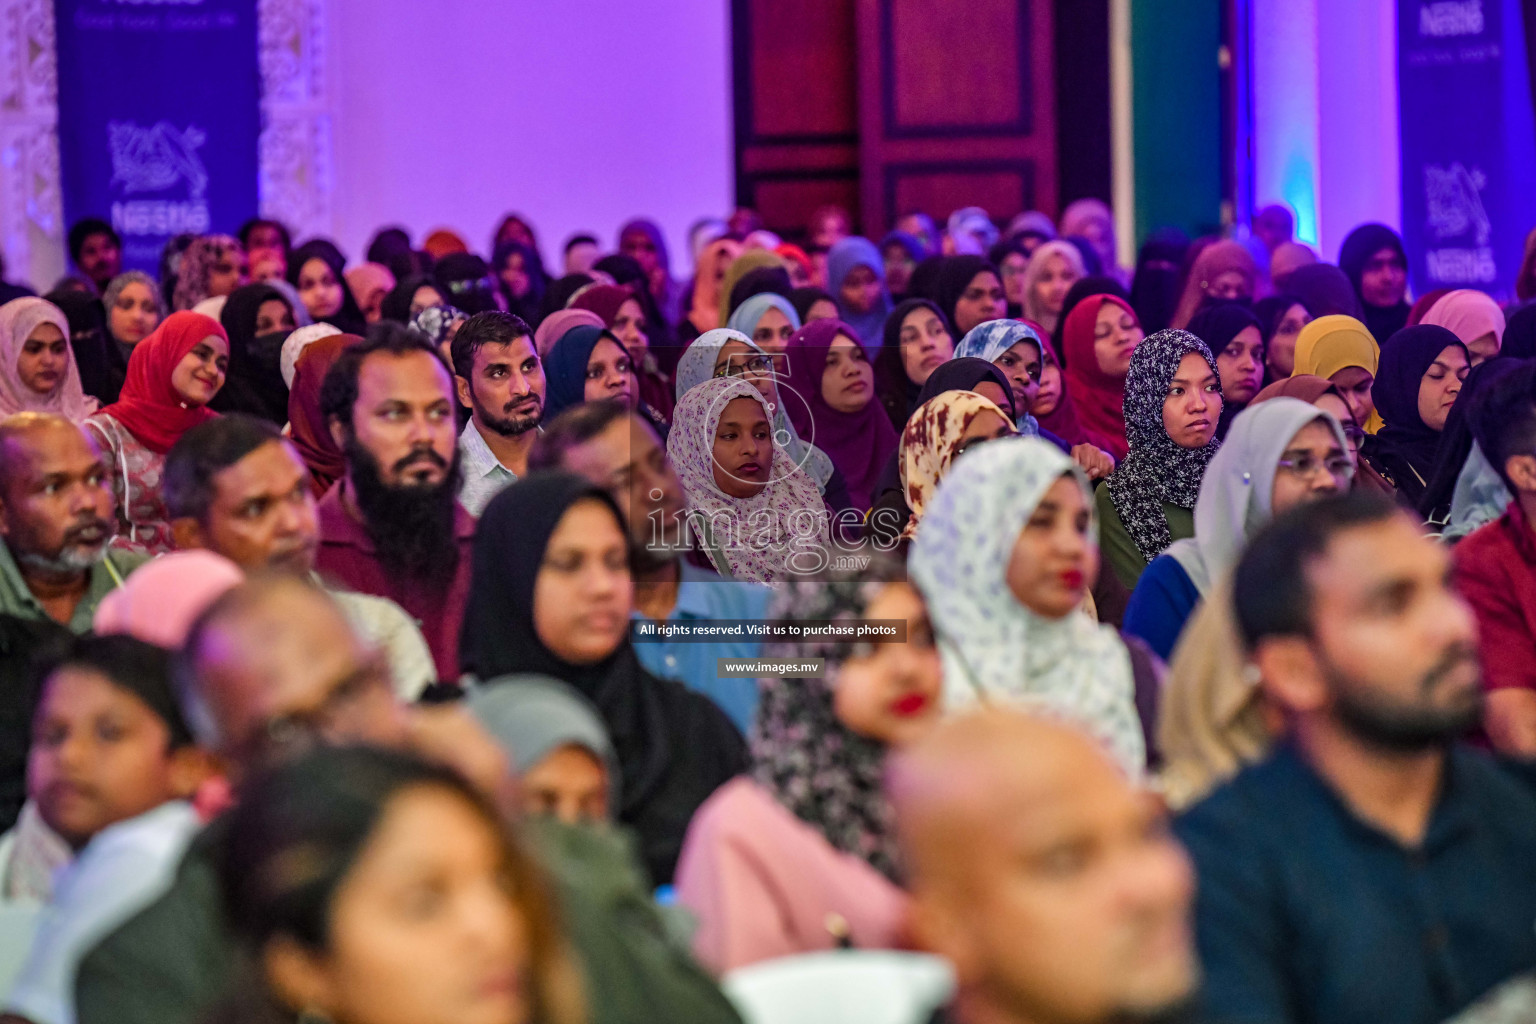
[1455,360,1536,755]
[313,324,475,684]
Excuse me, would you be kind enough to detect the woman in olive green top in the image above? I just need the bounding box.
[1097,329,1224,588]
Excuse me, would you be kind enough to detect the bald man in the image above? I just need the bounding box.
[0,413,146,631]
[890,710,1197,1024]
[74,575,743,1024]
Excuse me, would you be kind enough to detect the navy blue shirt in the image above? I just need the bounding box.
[632,561,770,733]
[1175,742,1536,1024]
[1123,553,1202,661]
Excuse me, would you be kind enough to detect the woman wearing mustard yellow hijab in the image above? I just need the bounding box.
[1291,314,1383,433]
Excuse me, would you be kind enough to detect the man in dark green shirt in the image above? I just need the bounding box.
[0,413,143,831]
[0,413,145,632]
[74,574,739,1024]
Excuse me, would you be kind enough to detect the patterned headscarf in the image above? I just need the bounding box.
[172,235,244,312]
[752,560,909,881]
[409,303,467,350]
[907,436,1145,775]
[674,328,835,490]
[666,375,828,582]
[955,318,1046,432]
[899,390,1015,540]
[1106,329,1223,564]
[0,297,97,421]
[279,322,343,389]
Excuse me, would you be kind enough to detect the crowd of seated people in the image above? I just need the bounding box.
[0,200,1535,1024]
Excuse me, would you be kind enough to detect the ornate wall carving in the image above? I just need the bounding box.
[0,0,331,290]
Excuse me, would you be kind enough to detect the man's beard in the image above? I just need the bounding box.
[344,436,463,592]
[475,390,542,437]
[1329,643,1485,754]
[13,515,112,577]
[1105,997,1201,1024]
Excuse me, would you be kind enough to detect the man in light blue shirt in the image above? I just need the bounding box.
[450,311,545,516]
[530,402,768,732]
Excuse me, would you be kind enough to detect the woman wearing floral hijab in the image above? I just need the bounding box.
[675,560,938,972]
[898,389,1016,542]
[673,327,841,500]
[666,375,829,583]
[0,297,98,422]
[908,436,1145,775]
[1097,329,1224,589]
[171,235,249,312]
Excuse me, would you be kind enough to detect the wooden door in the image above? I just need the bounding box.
[732,0,862,238]
[854,0,1058,238]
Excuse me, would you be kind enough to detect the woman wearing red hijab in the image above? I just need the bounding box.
[286,332,361,497]
[86,311,228,554]
[1061,294,1144,461]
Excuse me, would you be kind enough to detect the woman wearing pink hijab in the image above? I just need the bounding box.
[93,550,244,648]
[0,297,98,423]
[1419,288,1506,365]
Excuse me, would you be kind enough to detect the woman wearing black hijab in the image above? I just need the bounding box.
[1186,302,1265,440]
[43,288,122,404]
[286,239,367,334]
[1361,324,1469,507]
[493,239,549,327]
[873,297,955,430]
[1128,228,1189,335]
[379,275,445,324]
[215,283,297,421]
[460,473,747,886]
[928,255,1006,337]
[1339,223,1411,346]
[1417,356,1522,525]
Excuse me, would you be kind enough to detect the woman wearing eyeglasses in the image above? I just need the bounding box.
[1122,398,1354,662]
[672,328,851,514]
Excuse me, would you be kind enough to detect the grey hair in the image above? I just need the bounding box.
[101,270,166,322]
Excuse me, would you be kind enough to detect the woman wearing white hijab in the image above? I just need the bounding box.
[1123,398,1353,661]
[908,435,1145,775]
[674,327,840,495]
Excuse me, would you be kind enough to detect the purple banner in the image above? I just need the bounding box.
[55,0,260,273]
[1398,0,1536,300]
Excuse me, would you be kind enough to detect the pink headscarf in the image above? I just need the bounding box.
[93,550,245,647]
[0,297,98,422]
[345,262,396,312]
[1421,289,1506,351]
[533,308,604,357]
